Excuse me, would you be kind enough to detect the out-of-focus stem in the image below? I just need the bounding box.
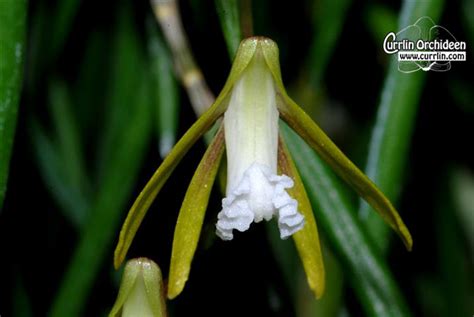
[151,0,214,115]
[240,0,254,38]
[151,0,226,195]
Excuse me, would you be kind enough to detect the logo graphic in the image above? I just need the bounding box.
[383,16,466,73]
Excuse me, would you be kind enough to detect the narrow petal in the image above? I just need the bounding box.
[278,93,412,250]
[260,38,412,251]
[278,136,325,299]
[114,38,261,268]
[114,96,226,268]
[168,126,225,299]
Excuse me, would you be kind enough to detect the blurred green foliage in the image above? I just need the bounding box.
[0,0,26,209]
[0,0,472,316]
[359,0,445,253]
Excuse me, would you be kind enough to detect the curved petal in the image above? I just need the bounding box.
[278,93,412,251]
[261,40,412,251]
[168,126,225,299]
[114,37,262,269]
[278,135,325,299]
[114,96,225,268]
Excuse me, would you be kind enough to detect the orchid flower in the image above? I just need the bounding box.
[113,37,412,300]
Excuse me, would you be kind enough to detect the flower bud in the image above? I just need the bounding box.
[110,258,166,317]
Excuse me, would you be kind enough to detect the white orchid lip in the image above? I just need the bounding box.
[216,48,305,240]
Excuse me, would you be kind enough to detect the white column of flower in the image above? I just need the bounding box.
[216,50,305,240]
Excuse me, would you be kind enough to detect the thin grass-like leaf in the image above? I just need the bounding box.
[48,80,90,227]
[282,124,411,317]
[73,31,109,140]
[358,0,444,251]
[364,4,397,45]
[31,120,88,228]
[308,0,351,86]
[49,0,80,59]
[50,7,153,316]
[215,0,241,59]
[51,77,153,317]
[0,0,26,209]
[168,126,225,299]
[435,171,472,317]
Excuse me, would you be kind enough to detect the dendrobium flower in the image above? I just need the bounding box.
[216,53,304,240]
[113,37,412,301]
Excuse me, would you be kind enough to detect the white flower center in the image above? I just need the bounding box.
[216,51,304,240]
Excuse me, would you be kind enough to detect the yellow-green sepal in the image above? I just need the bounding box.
[168,126,225,299]
[261,40,412,251]
[113,37,261,268]
[280,93,412,251]
[109,261,140,316]
[278,135,325,299]
[109,258,166,317]
[114,98,224,268]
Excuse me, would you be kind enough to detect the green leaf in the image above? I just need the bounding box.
[50,7,153,316]
[278,135,325,299]
[215,0,242,59]
[282,124,412,317]
[358,0,444,251]
[0,0,27,210]
[49,0,81,59]
[31,119,89,228]
[168,126,225,299]
[31,80,90,228]
[147,20,180,158]
[48,80,90,226]
[309,0,352,86]
[435,170,473,317]
[51,77,153,317]
[365,4,397,45]
[73,31,110,140]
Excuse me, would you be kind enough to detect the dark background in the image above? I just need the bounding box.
[0,0,473,316]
